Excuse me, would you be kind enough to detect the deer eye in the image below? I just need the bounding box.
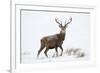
[59,24,63,28]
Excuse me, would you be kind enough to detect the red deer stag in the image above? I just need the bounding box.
[37,17,72,57]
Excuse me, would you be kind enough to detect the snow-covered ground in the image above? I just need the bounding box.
[21,10,90,64]
[21,48,88,64]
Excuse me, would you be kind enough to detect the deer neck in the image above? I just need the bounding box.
[58,31,65,41]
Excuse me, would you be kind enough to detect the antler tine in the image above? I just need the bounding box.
[55,18,62,25]
[65,17,72,25]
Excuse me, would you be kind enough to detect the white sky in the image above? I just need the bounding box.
[21,10,90,63]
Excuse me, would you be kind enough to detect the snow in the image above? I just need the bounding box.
[21,48,88,64]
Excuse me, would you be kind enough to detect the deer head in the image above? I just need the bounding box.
[55,17,72,34]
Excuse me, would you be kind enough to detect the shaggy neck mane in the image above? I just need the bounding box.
[57,32,65,41]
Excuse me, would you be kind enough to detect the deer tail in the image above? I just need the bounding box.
[40,39,45,48]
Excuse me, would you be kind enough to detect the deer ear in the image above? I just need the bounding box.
[64,24,68,28]
[59,24,62,28]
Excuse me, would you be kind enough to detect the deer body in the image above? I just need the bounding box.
[42,33,65,48]
[37,17,72,57]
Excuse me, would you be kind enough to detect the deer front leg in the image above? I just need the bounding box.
[59,46,63,56]
[44,48,49,57]
[55,47,58,57]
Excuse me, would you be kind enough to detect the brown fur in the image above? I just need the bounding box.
[37,17,72,57]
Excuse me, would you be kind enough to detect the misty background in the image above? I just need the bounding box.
[21,10,90,64]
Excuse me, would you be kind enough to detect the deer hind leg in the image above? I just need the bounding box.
[37,47,44,57]
[59,46,63,56]
[44,48,49,57]
[37,40,45,57]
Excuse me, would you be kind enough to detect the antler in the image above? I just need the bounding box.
[65,17,72,25]
[55,18,62,25]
